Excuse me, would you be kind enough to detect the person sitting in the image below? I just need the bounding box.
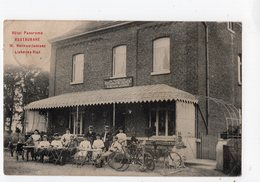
[61,128,72,147]
[75,136,92,160]
[25,129,41,160]
[36,135,50,162]
[92,134,104,160]
[116,127,127,147]
[48,133,64,164]
[170,135,186,168]
[50,133,63,149]
[100,136,122,162]
[64,135,78,161]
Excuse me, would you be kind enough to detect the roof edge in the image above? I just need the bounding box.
[49,21,135,43]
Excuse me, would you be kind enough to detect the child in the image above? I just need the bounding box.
[36,135,50,162]
[75,136,92,159]
[51,133,63,149]
[100,136,122,161]
[169,135,186,168]
[116,127,127,146]
[92,134,104,160]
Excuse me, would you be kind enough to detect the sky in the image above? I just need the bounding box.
[4,20,87,71]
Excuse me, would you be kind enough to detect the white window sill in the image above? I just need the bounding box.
[151,70,170,76]
[70,81,83,85]
[109,75,127,79]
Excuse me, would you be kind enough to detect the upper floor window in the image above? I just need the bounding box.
[71,54,84,84]
[238,54,242,85]
[227,22,235,33]
[113,45,127,78]
[152,37,170,75]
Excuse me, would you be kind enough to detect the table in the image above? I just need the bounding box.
[23,145,35,161]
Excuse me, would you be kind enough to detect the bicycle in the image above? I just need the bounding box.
[146,141,185,175]
[107,143,155,172]
[73,148,103,167]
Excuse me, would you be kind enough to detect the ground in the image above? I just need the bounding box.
[3,151,224,176]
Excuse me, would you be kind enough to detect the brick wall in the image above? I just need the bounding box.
[49,21,242,137]
[196,22,242,137]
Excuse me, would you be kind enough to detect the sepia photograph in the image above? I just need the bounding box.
[3,20,242,176]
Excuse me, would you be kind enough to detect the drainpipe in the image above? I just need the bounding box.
[203,22,209,134]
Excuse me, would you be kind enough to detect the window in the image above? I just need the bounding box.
[238,54,242,85]
[149,108,175,136]
[113,45,126,78]
[71,54,84,84]
[152,37,170,75]
[227,22,235,33]
[70,111,84,135]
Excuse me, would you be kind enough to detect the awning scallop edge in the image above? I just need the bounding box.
[24,84,198,110]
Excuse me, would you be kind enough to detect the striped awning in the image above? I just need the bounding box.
[24,84,197,110]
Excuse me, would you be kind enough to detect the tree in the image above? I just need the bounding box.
[4,64,49,133]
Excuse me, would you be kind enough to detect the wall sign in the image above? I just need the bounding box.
[104,77,133,89]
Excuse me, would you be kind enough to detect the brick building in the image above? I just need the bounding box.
[25,21,242,160]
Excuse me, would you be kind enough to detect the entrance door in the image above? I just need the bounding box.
[197,133,218,160]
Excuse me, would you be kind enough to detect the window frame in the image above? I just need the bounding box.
[71,53,84,85]
[151,37,171,75]
[69,110,84,135]
[238,54,242,85]
[112,45,127,78]
[149,107,176,137]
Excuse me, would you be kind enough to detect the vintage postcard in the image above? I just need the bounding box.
[3,20,242,176]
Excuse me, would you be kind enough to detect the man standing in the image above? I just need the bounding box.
[84,125,96,145]
[101,125,112,151]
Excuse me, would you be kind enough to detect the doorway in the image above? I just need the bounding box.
[115,104,126,131]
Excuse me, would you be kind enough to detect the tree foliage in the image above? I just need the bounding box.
[4,64,49,132]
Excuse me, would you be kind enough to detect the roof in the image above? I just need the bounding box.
[24,84,197,110]
[50,21,132,43]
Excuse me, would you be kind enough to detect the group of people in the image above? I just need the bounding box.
[9,126,187,168]
[10,125,128,165]
[77,125,127,162]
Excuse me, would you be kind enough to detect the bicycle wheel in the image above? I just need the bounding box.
[134,151,155,172]
[108,152,129,171]
[143,153,155,171]
[168,152,182,168]
[160,152,182,176]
